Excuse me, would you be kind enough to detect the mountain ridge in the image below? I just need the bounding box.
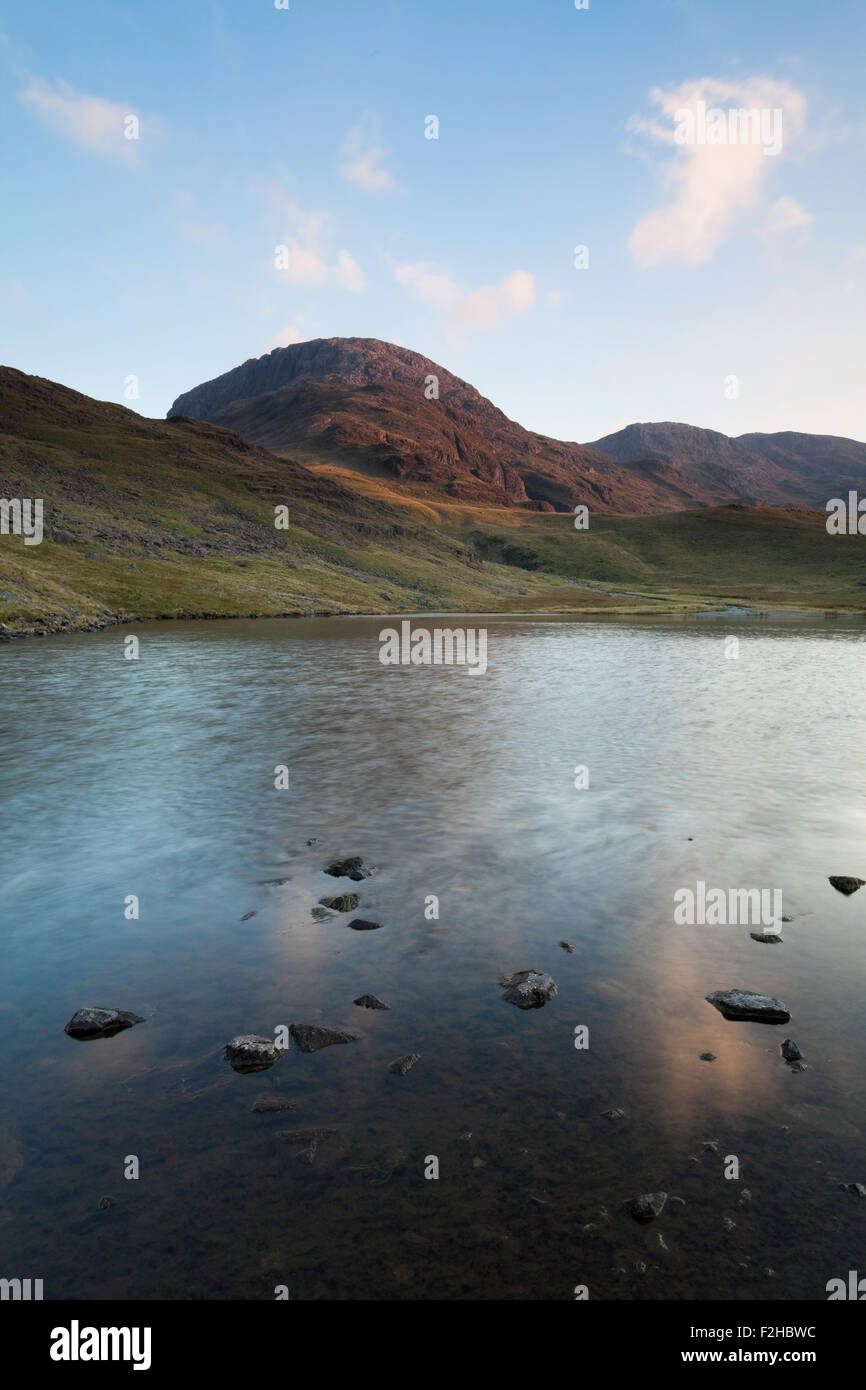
[169,337,866,513]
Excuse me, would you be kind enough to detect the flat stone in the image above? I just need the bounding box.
[224,1035,284,1073]
[354,994,389,1010]
[389,1053,420,1076]
[501,970,558,1009]
[347,919,382,932]
[65,1007,145,1040]
[559,941,577,953]
[699,1052,717,1062]
[706,989,790,1023]
[631,1192,667,1222]
[750,931,783,944]
[289,1023,358,1053]
[319,893,360,912]
[829,876,864,896]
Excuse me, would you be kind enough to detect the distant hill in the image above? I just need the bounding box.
[586,422,866,508]
[169,337,866,514]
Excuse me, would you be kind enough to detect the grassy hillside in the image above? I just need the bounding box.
[2,369,863,638]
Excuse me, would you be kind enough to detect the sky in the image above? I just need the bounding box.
[1,0,864,443]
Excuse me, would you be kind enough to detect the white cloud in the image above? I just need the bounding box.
[455,269,536,326]
[763,195,813,238]
[265,326,304,351]
[394,261,460,309]
[394,261,535,328]
[627,76,807,266]
[340,115,394,192]
[274,201,366,292]
[18,76,145,161]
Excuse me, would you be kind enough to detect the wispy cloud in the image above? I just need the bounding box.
[340,114,394,192]
[627,76,808,266]
[394,261,535,328]
[274,199,366,291]
[18,76,147,162]
[763,195,813,239]
[264,325,304,352]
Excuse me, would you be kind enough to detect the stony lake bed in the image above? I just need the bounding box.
[2,612,866,1300]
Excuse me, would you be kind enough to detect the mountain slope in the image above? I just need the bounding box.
[0,366,573,633]
[168,338,731,514]
[586,422,866,507]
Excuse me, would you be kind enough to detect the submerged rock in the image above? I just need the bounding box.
[829,876,864,896]
[750,931,783,944]
[319,893,360,912]
[251,1094,297,1113]
[311,906,333,921]
[631,1192,667,1222]
[500,970,558,1009]
[699,1052,717,1062]
[289,1023,358,1053]
[559,941,577,953]
[97,1195,118,1210]
[354,994,389,1010]
[846,1182,866,1198]
[389,1053,420,1076]
[347,918,383,932]
[65,1007,145,1040]
[601,1107,627,1121]
[281,1126,338,1165]
[780,1038,803,1062]
[706,990,790,1023]
[325,857,373,881]
[240,910,257,921]
[224,1035,284,1073]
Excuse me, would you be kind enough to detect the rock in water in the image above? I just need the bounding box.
[501,970,558,1009]
[289,1023,358,1053]
[347,919,382,932]
[780,1038,803,1062]
[224,1035,285,1073]
[65,1007,145,1040]
[319,893,360,912]
[559,941,577,953]
[325,857,373,881]
[705,990,790,1023]
[354,994,389,1010]
[631,1192,668,1222]
[280,1127,338,1165]
[699,1052,717,1062]
[750,931,783,944]
[829,876,864,896]
[251,1095,297,1113]
[389,1053,420,1076]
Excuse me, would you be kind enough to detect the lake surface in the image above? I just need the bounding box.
[2,612,865,1300]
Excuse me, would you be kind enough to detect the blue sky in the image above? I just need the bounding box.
[1,0,864,441]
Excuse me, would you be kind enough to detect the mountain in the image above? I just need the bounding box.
[168,338,736,514]
[586,422,866,508]
[0,365,555,633]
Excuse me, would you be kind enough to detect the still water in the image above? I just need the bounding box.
[1,613,865,1300]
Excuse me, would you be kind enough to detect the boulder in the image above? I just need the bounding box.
[706,990,790,1023]
[354,994,389,1010]
[631,1192,667,1222]
[319,893,360,912]
[289,1023,358,1053]
[224,1035,284,1073]
[829,876,864,896]
[501,970,558,1009]
[65,1007,144,1040]
[325,857,373,881]
[389,1053,420,1076]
